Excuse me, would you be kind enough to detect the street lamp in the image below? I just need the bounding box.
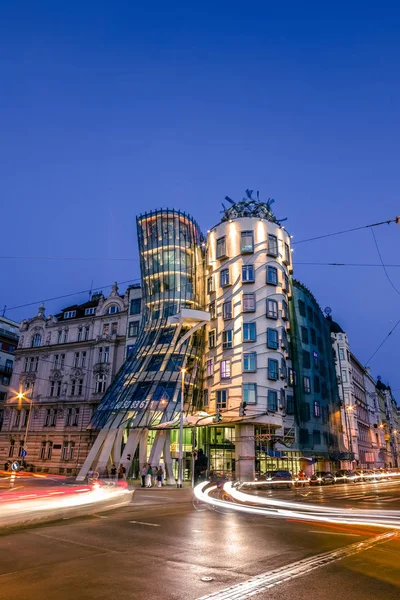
[16,391,33,467]
[344,404,354,460]
[177,368,186,488]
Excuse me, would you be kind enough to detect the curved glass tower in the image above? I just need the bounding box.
[91,209,205,431]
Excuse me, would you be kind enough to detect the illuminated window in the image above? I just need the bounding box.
[266,299,278,319]
[242,293,256,312]
[216,237,227,259]
[221,360,231,379]
[240,231,254,253]
[206,359,214,377]
[314,401,321,417]
[303,376,311,394]
[220,268,230,287]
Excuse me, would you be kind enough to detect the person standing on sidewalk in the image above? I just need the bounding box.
[140,465,147,487]
[156,466,163,488]
[146,464,152,487]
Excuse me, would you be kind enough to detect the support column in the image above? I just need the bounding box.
[76,428,109,481]
[235,423,255,482]
[119,429,141,477]
[95,429,118,474]
[148,431,167,468]
[139,429,149,469]
[113,428,124,465]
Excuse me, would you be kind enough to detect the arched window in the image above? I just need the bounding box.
[31,334,42,348]
[95,374,107,394]
[107,305,120,315]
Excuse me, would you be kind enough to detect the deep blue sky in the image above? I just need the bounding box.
[1,3,399,391]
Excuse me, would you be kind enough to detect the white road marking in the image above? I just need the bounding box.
[129,520,160,527]
[195,532,396,600]
[307,530,361,537]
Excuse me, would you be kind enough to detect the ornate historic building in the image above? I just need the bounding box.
[0,284,136,475]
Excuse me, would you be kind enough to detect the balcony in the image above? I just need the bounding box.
[0,365,13,377]
[0,327,19,341]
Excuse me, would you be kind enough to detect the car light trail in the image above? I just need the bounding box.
[193,482,400,530]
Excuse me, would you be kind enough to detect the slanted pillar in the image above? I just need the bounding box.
[76,428,109,481]
[163,430,175,485]
[119,429,142,477]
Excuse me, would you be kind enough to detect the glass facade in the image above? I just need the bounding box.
[91,209,205,430]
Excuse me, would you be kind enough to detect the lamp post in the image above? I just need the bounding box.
[17,391,33,468]
[345,404,354,465]
[177,368,186,488]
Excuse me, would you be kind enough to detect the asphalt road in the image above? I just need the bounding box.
[0,483,399,600]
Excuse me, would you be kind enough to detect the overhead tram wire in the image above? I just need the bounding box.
[294,262,400,268]
[371,228,400,296]
[292,216,399,245]
[365,317,400,366]
[2,277,141,313]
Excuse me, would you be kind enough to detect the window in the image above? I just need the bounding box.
[268,234,278,257]
[313,430,321,446]
[222,329,233,349]
[64,311,76,319]
[281,357,287,380]
[40,442,46,459]
[206,359,214,377]
[128,321,140,338]
[96,374,107,394]
[338,347,345,361]
[216,237,227,259]
[8,440,15,458]
[301,327,309,344]
[73,407,80,426]
[222,301,232,320]
[242,265,255,282]
[240,230,254,253]
[57,330,63,344]
[313,351,319,368]
[85,307,96,316]
[266,299,278,319]
[78,379,83,396]
[107,305,120,315]
[203,390,209,407]
[207,277,214,294]
[47,442,53,459]
[243,383,257,404]
[282,299,289,321]
[216,390,227,409]
[303,351,310,368]
[243,352,256,372]
[310,328,316,345]
[74,352,80,368]
[63,330,68,343]
[60,354,65,368]
[267,328,278,349]
[208,330,216,348]
[283,274,289,293]
[25,356,39,372]
[130,299,141,315]
[314,401,321,417]
[303,376,311,394]
[81,352,86,368]
[103,323,110,336]
[307,307,314,322]
[31,334,41,348]
[302,403,311,421]
[50,381,55,397]
[266,266,278,285]
[84,326,90,341]
[268,358,279,380]
[209,302,216,320]
[220,268,230,287]
[298,300,306,316]
[77,327,83,341]
[14,410,21,427]
[286,395,295,415]
[313,375,320,393]
[284,243,291,265]
[268,390,278,411]
[71,380,76,396]
[221,360,231,379]
[242,293,255,312]
[45,408,57,427]
[243,322,256,342]
[341,369,348,383]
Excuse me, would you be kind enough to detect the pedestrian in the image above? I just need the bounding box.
[152,466,158,487]
[157,466,163,488]
[4,461,9,471]
[118,465,126,480]
[88,469,94,483]
[146,464,152,487]
[141,464,147,487]
[298,469,306,487]
[111,464,117,479]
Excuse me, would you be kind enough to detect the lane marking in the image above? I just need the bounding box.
[196,531,397,600]
[29,531,118,553]
[129,520,160,527]
[307,530,361,537]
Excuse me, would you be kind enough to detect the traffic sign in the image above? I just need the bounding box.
[21,450,27,457]
[11,461,19,471]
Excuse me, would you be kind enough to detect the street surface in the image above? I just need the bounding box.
[0,481,399,600]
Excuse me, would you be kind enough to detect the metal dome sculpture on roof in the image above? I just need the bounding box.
[221,189,287,225]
